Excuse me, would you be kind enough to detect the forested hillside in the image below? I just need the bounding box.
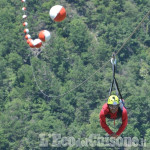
[0,0,150,149]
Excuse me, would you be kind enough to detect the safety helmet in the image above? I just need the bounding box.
[108,95,119,105]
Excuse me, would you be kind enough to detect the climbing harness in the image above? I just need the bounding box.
[109,53,122,99]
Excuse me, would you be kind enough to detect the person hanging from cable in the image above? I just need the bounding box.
[99,53,128,138]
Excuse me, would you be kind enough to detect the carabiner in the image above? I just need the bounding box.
[111,53,116,65]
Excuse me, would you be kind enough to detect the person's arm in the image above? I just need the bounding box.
[99,109,113,135]
[116,107,128,136]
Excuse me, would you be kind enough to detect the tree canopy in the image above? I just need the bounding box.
[0,0,150,149]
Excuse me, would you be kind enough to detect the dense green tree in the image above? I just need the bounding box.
[0,0,150,149]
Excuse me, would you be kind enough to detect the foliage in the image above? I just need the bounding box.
[0,0,150,149]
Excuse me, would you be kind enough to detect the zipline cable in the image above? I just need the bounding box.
[30,54,111,98]
[31,10,150,98]
[115,10,150,56]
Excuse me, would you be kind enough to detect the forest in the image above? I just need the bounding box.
[0,0,150,149]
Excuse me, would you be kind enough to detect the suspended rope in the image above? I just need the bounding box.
[30,52,111,98]
[115,10,150,56]
[109,53,122,99]
[31,10,150,98]
[108,53,128,109]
